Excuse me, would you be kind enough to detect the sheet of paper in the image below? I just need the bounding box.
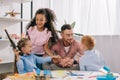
[51,70,67,78]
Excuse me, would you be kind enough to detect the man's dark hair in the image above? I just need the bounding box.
[61,24,72,32]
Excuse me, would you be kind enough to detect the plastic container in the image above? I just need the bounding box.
[44,70,51,80]
[97,75,116,80]
[36,69,40,75]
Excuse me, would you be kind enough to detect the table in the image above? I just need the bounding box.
[3,70,120,80]
[50,70,120,80]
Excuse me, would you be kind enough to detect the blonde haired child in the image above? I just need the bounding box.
[79,35,105,71]
[14,38,60,74]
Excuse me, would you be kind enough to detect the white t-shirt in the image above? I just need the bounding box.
[64,46,70,53]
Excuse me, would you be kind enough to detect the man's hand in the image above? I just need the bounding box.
[59,58,74,67]
[52,55,61,64]
[59,58,69,67]
[66,59,74,67]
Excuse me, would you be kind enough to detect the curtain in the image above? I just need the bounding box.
[116,0,120,34]
[51,0,117,35]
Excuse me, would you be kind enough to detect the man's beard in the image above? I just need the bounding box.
[67,40,73,45]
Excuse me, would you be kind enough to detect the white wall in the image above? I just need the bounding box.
[93,35,120,73]
[0,3,21,38]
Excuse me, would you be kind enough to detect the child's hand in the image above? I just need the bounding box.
[52,55,61,64]
[13,49,19,56]
[13,49,20,61]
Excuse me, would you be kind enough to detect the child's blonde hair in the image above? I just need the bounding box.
[81,35,95,50]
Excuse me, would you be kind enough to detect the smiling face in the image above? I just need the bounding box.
[35,14,47,31]
[21,40,32,55]
[61,29,74,46]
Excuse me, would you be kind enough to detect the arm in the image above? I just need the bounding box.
[43,29,54,56]
[13,49,20,61]
[16,57,26,74]
[35,54,61,64]
[44,42,61,64]
[13,49,25,74]
[78,42,84,56]
[34,55,52,64]
[44,41,54,57]
[73,42,84,62]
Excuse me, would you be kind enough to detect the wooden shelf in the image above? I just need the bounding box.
[0,0,32,4]
[0,39,9,41]
[0,60,14,64]
[0,0,31,74]
[0,39,9,49]
[0,39,9,44]
[0,17,30,22]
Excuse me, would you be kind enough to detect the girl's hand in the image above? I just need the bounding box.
[52,55,61,64]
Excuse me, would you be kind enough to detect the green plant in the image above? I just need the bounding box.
[56,20,83,36]
[64,20,76,28]
[71,21,76,29]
